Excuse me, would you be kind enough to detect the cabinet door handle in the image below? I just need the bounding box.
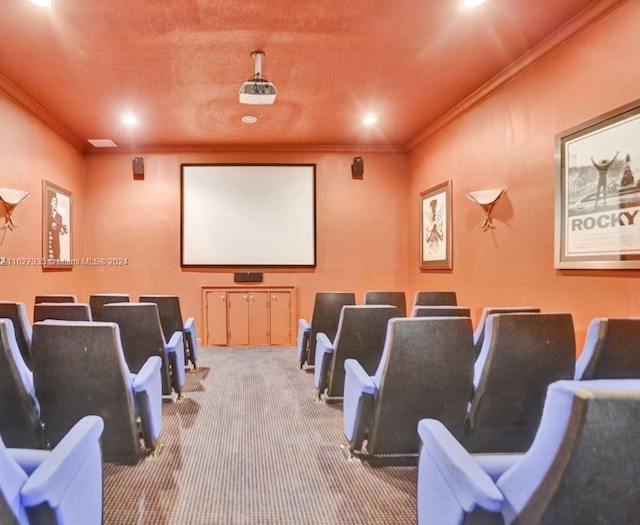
[221,295,226,301]
[250,295,255,301]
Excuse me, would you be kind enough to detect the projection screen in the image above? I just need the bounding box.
[181,164,316,267]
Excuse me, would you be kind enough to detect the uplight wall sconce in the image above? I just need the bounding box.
[0,188,31,231]
[466,188,506,231]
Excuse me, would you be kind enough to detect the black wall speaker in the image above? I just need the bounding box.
[234,272,263,283]
[351,156,364,178]
[132,157,144,178]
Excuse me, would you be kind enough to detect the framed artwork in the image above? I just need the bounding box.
[420,180,452,270]
[555,99,640,269]
[42,180,72,268]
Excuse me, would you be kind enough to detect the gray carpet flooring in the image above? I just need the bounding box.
[104,346,418,524]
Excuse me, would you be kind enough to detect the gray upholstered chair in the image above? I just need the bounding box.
[0,319,45,449]
[102,302,185,397]
[34,294,77,304]
[466,312,575,453]
[314,305,397,399]
[139,294,198,369]
[410,305,471,318]
[31,320,162,462]
[412,291,457,307]
[0,300,32,367]
[417,379,640,525]
[574,317,640,380]
[343,316,474,457]
[363,290,407,317]
[88,293,130,322]
[472,306,540,359]
[296,292,356,369]
[33,302,92,322]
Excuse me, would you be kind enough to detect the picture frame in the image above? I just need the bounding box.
[555,99,640,269]
[420,180,452,270]
[42,180,72,268]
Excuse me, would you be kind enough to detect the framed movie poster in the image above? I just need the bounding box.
[555,99,640,269]
[42,180,72,268]
[420,180,452,270]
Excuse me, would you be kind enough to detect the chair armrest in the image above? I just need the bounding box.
[165,331,185,392]
[474,454,523,482]
[314,332,334,389]
[418,419,503,513]
[132,356,163,446]
[8,449,49,476]
[296,319,311,364]
[183,317,196,332]
[19,416,104,508]
[343,359,378,443]
[183,317,199,367]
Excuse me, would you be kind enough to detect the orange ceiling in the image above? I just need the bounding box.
[0,0,618,152]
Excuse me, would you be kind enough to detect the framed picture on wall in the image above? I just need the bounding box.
[42,180,72,268]
[420,180,452,270]
[555,98,640,269]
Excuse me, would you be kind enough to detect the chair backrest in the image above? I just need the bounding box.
[101,302,171,395]
[307,292,356,364]
[466,312,575,453]
[34,294,77,304]
[367,317,474,454]
[33,302,92,322]
[33,321,141,460]
[411,305,471,318]
[574,318,640,380]
[473,306,541,359]
[0,301,32,367]
[89,293,130,322]
[413,291,457,306]
[0,320,45,449]
[31,320,141,461]
[498,379,640,524]
[363,291,407,317]
[139,294,184,344]
[327,305,397,397]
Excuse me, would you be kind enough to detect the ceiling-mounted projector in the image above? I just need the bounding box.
[239,50,277,105]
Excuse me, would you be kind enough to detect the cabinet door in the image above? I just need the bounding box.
[269,291,291,345]
[248,291,269,346]
[206,291,228,345]
[228,292,250,346]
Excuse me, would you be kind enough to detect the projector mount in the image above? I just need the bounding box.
[239,50,277,104]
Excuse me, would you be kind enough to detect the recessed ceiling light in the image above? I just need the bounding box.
[88,139,118,148]
[122,114,138,126]
[463,0,486,8]
[30,0,52,6]
[363,114,378,126]
[241,115,258,124]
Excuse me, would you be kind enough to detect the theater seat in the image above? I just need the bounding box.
[296,292,356,369]
[574,317,640,380]
[34,295,77,304]
[0,415,104,525]
[467,312,575,453]
[410,305,471,318]
[314,305,397,400]
[0,319,45,449]
[33,302,92,322]
[417,379,640,524]
[343,316,474,457]
[412,291,457,307]
[363,290,407,317]
[102,302,184,397]
[139,295,199,369]
[472,306,540,360]
[0,301,33,367]
[31,321,162,462]
[88,293,130,322]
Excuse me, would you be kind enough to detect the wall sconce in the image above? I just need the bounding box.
[466,188,506,231]
[0,188,30,231]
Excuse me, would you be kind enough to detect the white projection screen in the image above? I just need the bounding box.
[181,164,316,267]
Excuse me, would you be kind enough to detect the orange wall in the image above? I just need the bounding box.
[0,90,85,316]
[407,1,640,348]
[81,151,408,331]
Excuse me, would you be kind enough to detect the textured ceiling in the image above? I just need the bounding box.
[0,0,616,152]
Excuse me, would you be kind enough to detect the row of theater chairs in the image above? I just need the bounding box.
[29,293,199,369]
[296,290,458,369]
